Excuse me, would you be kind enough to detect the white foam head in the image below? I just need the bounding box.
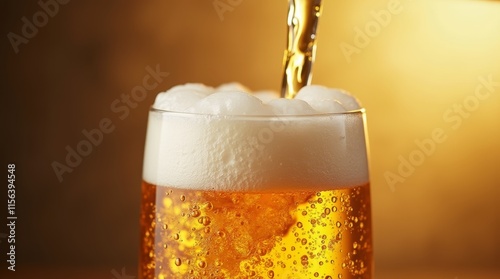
[143,83,368,191]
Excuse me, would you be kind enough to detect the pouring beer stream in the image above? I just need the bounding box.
[281,0,323,99]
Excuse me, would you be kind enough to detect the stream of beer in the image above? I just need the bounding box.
[281,0,323,99]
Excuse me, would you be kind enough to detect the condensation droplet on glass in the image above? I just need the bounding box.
[198,261,206,268]
[190,209,201,217]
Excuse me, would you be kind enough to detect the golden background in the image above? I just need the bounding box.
[2,0,500,277]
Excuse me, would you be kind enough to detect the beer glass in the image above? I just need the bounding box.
[139,108,372,279]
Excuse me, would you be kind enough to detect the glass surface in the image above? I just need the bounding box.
[139,109,373,279]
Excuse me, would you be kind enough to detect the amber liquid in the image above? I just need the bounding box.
[139,181,372,279]
[281,0,322,99]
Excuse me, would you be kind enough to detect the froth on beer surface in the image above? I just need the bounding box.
[144,83,369,191]
[153,82,362,114]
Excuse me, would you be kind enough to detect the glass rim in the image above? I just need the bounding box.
[149,106,366,119]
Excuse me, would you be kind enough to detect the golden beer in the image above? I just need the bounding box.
[139,106,372,278]
[140,182,372,279]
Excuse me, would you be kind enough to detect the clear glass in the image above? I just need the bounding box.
[139,108,373,279]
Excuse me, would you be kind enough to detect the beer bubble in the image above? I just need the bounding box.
[163,244,168,249]
[314,272,319,277]
[265,259,273,267]
[198,216,211,226]
[317,198,323,203]
[302,211,308,216]
[301,255,308,265]
[173,233,179,240]
[204,202,213,210]
[331,196,338,203]
[197,260,206,268]
[319,261,324,266]
[325,276,332,279]
[360,222,365,229]
[336,221,342,228]
[332,206,338,212]
[311,204,316,209]
[291,246,296,251]
[267,270,275,278]
[162,224,168,230]
[190,209,201,217]
[174,258,182,266]
[296,222,303,228]
[281,247,286,251]
[338,274,343,279]
[217,231,225,237]
[324,208,331,215]
[204,227,211,233]
[287,254,292,259]
[180,195,186,202]
[336,232,342,240]
[353,242,358,249]
[301,238,308,245]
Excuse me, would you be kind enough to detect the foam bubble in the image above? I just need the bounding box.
[295,85,361,112]
[154,83,214,111]
[145,83,368,191]
[216,82,250,93]
[186,91,272,115]
[267,98,316,115]
[253,90,280,103]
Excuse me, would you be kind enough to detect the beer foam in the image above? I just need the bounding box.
[144,83,368,191]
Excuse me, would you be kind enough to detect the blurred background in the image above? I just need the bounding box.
[1,0,500,278]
